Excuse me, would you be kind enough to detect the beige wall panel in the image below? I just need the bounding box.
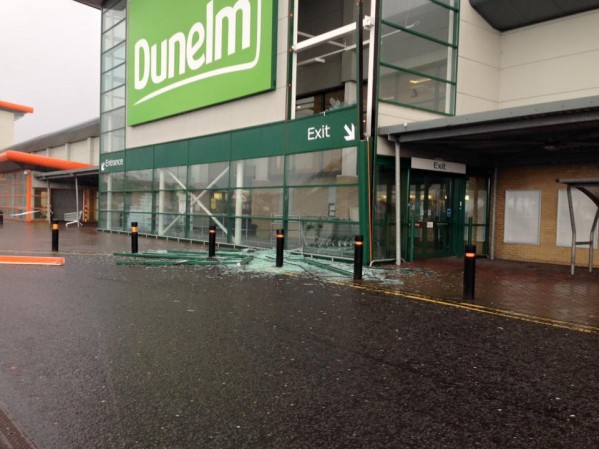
[0,111,15,148]
[499,51,599,104]
[377,103,440,129]
[127,89,287,148]
[457,58,500,107]
[458,20,501,69]
[455,94,499,115]
[50,144,68,160]
[68,140,92,164]
[500,11,599,68]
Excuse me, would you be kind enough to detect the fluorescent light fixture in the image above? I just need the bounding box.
[409,77,431,85]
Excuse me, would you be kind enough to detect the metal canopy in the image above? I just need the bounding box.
[380,96,599,168]
[470,0,599,31]
[556,179,599,275]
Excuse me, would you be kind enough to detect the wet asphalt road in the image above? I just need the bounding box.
[0,252,598,448]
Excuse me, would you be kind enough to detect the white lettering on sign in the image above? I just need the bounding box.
[100,158,124,172]
[133,0,257,105]
[307,124,331,141]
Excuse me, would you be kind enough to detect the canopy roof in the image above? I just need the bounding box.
[470,0,599,31]
[381,96,599,168]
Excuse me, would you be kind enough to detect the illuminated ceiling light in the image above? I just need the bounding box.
[409,77,431,85]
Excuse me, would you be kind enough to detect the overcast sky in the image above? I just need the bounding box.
[0,0,101,144]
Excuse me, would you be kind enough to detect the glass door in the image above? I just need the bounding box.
[409,174,452,258]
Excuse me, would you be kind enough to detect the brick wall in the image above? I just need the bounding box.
[494,164,599,268]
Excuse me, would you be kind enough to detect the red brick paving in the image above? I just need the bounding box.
[385,257,599,328]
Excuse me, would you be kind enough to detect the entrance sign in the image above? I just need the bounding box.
[127,0,276,126]
[411,157,466,174]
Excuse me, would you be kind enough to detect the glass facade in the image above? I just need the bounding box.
[379,0,459,114]
[100,141,360,259]
[100,0,126,154]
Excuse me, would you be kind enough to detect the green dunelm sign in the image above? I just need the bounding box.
[127,0,277,126]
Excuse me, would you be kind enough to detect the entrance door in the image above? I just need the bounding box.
[409,175,452,258]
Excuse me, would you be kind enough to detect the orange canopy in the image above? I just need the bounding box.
[0,150,93,170]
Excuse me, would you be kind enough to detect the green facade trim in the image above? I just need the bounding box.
[126,146,154,170]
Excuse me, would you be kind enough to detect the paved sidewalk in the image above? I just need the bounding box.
[385,257,599,329]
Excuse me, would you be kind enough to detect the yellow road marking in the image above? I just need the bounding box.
[339,281,599,335]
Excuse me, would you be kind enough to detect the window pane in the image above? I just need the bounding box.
[155,167,188,190]
[287,148,357,185]
[241,188,283,218]
[100,128,126,153]
[100,172,125,191]
[379,65,453,113]
[380,25,452,80]
[102,64,126,92]
[189,190,229,215]
[289,185,359,219]
[188,162,230,189]
[103,42,126,72]
[230,157,284,188]
[102,86,125,111]
[101,107,126,133]
[102,19,126,51]
[382,1,456,45]
[126,170,153,191]
[102,0,126,31]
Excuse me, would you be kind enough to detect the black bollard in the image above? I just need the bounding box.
[208,225,216,257]
[463,244,476,300]
[353,235,364,280]
[51,220,59,252]
[131,222,139,254]
[0,210,3,225]
[275,229,284,267]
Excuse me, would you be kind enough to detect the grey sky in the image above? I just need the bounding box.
[0,0,101,144]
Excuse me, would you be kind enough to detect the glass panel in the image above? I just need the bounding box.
[102,64,126,92]
[103,42,126,72]
[380,25,452,78]
[189,215,228,242]
[102,20,126,51]
[104,192,124,210]
[101,107,126,133]
[382,1,455,45]
[288,186,359,219]
[189,162,230,190]
[155,167,188,190]
[100,128,126,153]
[239,188,283,218]
[156,213,186,238]
[102,86,125,112]
[300,219,360,258]
[99,172,125,191]
[102,0,126,31]
[126,170,153,191]
[287,148,357,185]
[379,65,452,113]
[155,191,188,214]
[230,157,284,188]
[464,176,488,245]
[188,190,229,215]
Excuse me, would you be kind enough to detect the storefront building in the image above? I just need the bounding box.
[75,0,599,267]
[0,119,100,223]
